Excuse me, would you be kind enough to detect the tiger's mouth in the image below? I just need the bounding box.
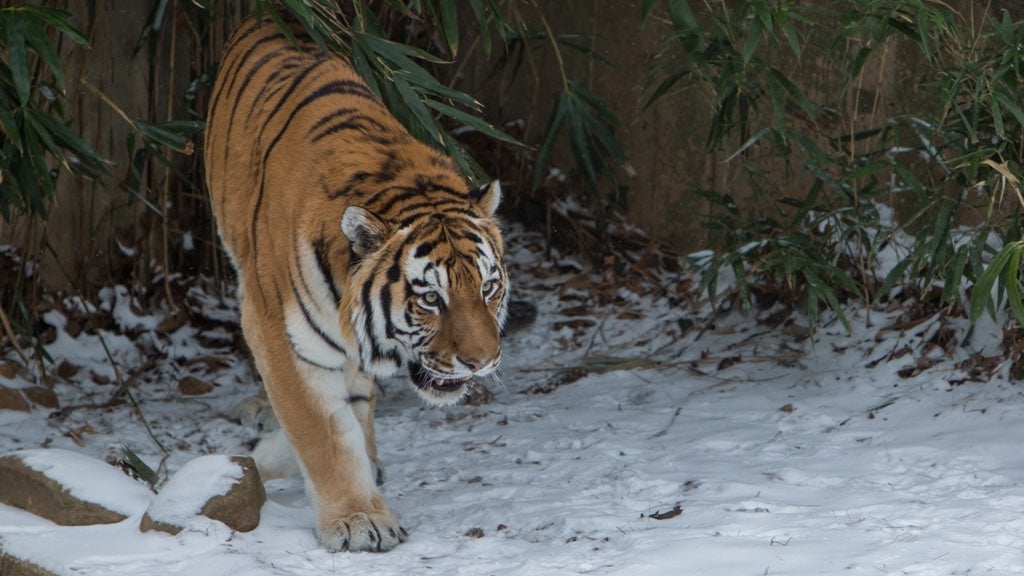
[407,361,471,402]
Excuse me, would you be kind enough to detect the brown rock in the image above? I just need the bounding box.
[0,453,130,525]
[55,360,80,380]
[0,550,59,576]
[178,376,213,396]
[201,456,266,532]
[22,387,59,409]
[140,455,266,535]
[0,386,30,412]
[0,360,21,379]
[138,513,184,535]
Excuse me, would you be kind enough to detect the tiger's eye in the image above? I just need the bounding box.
[423,291,440,305]
[481,280,493,295]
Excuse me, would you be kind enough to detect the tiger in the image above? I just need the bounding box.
[204,16,508,553]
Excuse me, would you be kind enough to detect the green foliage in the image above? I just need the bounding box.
[252,0,517,184]
[259,1,624,190]
[647,0,1024,328]
[0,5,105,222]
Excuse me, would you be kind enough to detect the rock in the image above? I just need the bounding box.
[0,449,152,526]
[21,387,59,409]
[0,360,21,379]
[0,550,59,576]
[140,455,265,535]
[502,299,538,336]
[178,376,213,396]
[55,360,80,380]
[0,386,30,412]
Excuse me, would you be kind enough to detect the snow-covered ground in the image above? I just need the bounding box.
[2,225,1024,575]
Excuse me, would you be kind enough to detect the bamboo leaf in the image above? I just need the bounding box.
[995,91,1024,128]
[941,244,969,306]
[778,14,801,58]
[439,0,459,55]
[642,0,659,19]
[24,21,65,89]
[0,101,22,152]
[667,0,698,32]
[531,92,569,191]
[1004,244,1024,325]
[7,5,87,45]
[467,0,492,57]
[135,120,190,152]
[743,18,763,65]
[643,68,690,110]
[989,92,1005,138]
[567,102,597,188]
[423,99,520,146]
[393,76,441,144]
[970,242,1017,322]
[5,15,31,105]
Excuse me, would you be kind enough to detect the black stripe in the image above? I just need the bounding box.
[289,339,345,370]
[308,107,360,135]
[292,234,319,309]
[380,285,394,338]
[370,182,463,215]
[312,114,389,143]
[206,19,266,131]
[347,394,371,403]
[313,235,341,304]
[252,75,372,267]
[398,207,478,228]
[288,267,345,353]
[217,31,289,184]
[246,57,307,122]
[329,170,372,200]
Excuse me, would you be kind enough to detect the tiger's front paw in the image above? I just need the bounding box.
[318,510,407,552]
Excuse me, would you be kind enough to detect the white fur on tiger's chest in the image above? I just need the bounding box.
[283,245,348,371]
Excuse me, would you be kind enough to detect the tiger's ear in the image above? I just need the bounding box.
[341,206,390,257]
[469,180,501,217]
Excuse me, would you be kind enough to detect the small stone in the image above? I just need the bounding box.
[0,386,30,412]
[0,449,151,526]
[0,360,21,379]
[464,527,485,538]
[178,376,213,396]
[55,360,80,380]
[140,455,265,535]
[22,387,59,409]
[90,371,111,385]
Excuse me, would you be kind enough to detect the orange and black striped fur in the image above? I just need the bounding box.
[205,17,507,552]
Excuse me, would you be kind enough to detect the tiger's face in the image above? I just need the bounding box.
[341,181,508,405]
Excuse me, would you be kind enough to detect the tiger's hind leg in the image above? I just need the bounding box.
[240,294,405,552]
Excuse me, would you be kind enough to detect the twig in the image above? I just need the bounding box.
[647,407,681,440]
[159,0,179,311]
[92,325,168,456]
[0,306,30,365]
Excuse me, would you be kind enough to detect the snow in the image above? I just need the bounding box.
[13,448,152,517]
[2,224,1024,575]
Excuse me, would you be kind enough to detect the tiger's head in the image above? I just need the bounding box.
[340,181,508,405]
